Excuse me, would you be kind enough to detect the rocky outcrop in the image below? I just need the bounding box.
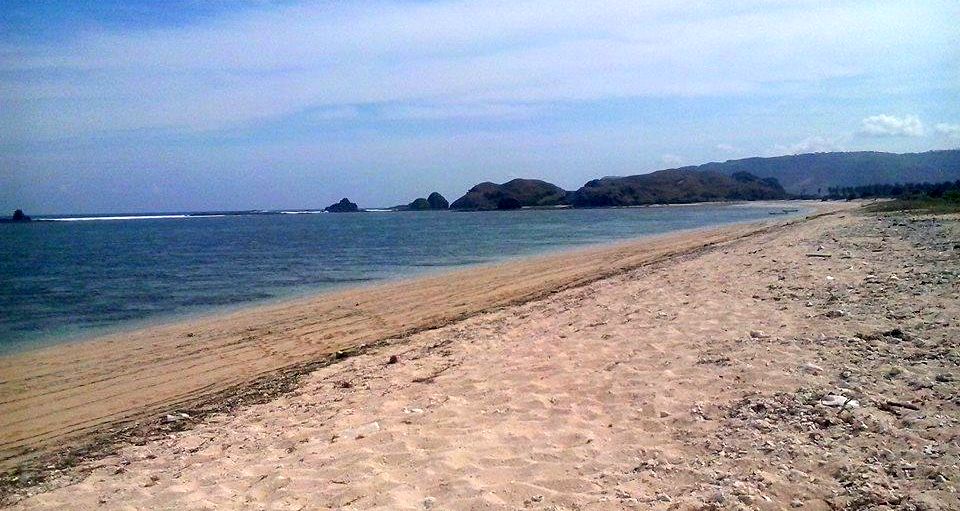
[324,198,360,213]
[1,209,32,223]
[408,198,432,210]
[450,179,569,210]
[427,192,449,210]
[406,192,449,211]
[569,169,787,207]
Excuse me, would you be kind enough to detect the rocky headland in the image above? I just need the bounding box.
[449,179,569,210]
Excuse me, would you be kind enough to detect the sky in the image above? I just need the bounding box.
[1,0,959,214]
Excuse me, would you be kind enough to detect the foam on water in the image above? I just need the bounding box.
[40,214,227,222]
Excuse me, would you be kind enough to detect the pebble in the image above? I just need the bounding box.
[820,395,860,409]
[801,362,823,374]
[423,496,436,509]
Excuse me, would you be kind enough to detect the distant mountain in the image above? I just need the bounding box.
[569,169,787,207]
[688,150,960,195]
[438,150,960,212]
[450,179,569,210]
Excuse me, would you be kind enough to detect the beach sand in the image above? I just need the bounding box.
[3,202,958,509]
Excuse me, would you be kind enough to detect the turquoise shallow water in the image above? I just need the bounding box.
[0,204,802,354]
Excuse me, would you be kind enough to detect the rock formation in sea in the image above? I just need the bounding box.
[1,209,32,223]
[450,179,569,210]
[324,198,360,213]
[426,192,449,210]
[568,169,787,207]
[405,192,450,211]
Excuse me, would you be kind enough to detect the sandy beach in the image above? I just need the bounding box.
[3,202,958,510]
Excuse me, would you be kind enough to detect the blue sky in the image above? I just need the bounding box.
[2,0,959,214]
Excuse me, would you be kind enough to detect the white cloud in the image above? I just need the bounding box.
[935,123,960,140]
[771,136,843,155]
[859,114,925,137]
[715,143,739,153]
[2,0,957,140]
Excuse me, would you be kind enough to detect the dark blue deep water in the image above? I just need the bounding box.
[0,204,801,353]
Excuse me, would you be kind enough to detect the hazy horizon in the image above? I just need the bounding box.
[3,1,959,215]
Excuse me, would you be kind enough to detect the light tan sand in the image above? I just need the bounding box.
[7,202,959,510]
[0,202,844,473]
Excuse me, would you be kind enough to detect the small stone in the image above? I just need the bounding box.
[820,395,859,409]
[750,330,769,339]
[659,411,670,418]
[387,355,399,365]
[801,362,823,374]
[423,496,436,509]
[791,498,804,508]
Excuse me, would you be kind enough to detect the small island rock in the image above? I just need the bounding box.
[426,192,449,210]
[406,192,449,211]
[1,209,32,223]
[324,198,360,213]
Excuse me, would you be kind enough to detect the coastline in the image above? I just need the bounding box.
[0,202,847,483]
[0,205,839,469]
[0,201,815,357]
[6,200,958,509]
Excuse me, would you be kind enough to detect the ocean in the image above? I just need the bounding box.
[0,204,802,353]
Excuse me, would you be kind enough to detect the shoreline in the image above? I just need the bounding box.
[0,202,849,486]
[9,199,955,508]
[1,201,815,358]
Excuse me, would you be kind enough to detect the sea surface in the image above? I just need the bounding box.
[0,204,804,354]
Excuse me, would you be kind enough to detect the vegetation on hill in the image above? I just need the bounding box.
[450,179,569,210]
[854,180,960,214]
[826,180,960,200]
[568,169,787,207]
